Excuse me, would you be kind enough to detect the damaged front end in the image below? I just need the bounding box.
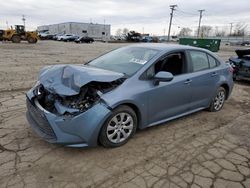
[26,64,126,147]
[34,79,125,116]
[35,64,126,116]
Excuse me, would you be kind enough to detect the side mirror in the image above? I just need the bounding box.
[153,71,174,85]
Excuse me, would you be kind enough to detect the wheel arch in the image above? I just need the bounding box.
[220,83,230,99]
[97,102,141,147]
[111,102,142,129]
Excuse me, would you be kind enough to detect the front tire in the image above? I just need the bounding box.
[99,105,137,148]
[11,35,21,43]
[208,87,226,112]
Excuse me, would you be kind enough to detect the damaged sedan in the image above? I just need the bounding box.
[229,49,250,81]
[26,44,234,148]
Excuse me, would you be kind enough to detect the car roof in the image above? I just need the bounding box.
[128,43,207,52]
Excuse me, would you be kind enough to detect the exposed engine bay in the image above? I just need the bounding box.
[34,79,125,116]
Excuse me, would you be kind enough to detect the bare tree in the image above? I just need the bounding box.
[214,26,226,37]
[116,28,122,36]
[196,25,212,37]
[122,28,129,36]
[178,27,192,37]
[233,23,248,36]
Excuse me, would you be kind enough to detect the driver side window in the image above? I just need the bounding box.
[145,52,187,79]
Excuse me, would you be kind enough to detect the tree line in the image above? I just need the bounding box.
[116,23,248,38]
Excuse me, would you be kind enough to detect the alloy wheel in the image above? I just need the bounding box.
[106,112,134,144]
[213,90,225,111]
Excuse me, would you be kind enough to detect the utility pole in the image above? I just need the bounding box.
[229,23,233,36]
[197,9,205,38]
[103,19,106,43]
[167,4,177,42]
[22,15,26,29]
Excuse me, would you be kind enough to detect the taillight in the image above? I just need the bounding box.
[226,61,235,73]
[228,66,234,73]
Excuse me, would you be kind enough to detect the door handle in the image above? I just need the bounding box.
[211,72,218,77]
[184,79,192,84]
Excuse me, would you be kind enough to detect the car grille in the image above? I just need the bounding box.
[26,98,56,140]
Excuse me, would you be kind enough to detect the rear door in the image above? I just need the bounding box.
[186,50,220,109]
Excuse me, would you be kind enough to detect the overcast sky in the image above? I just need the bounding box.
[0,0,249,35]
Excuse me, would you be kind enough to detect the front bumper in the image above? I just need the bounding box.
[26,88,111,147]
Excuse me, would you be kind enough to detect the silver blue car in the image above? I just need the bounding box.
[26,44,234,148]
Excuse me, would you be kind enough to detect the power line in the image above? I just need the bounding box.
[176,9,197,16]
[167,4,177,41]
[197,9,205,37]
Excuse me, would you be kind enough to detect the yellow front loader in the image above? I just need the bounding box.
[0,25,39,43]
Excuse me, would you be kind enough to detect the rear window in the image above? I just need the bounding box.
[189,51,209,72]
[208,54,218,68]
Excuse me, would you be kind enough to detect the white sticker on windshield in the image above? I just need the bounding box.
[129,58,147,65]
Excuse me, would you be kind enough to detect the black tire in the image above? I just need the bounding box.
[11,35,21,43]
[99,105,137,148]
[233,73,238,81]
[208,87,226,112]
[27,37,37,43]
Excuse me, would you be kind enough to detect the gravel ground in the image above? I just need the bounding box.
[0,41,250,188]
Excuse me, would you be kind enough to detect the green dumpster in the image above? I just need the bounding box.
[179,38,221,52]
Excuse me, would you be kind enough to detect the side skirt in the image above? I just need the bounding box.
[146,107,205,128]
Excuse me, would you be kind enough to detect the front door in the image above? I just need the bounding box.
[143,51,193,125]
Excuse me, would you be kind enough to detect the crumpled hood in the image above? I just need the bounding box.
[39,64,124,96]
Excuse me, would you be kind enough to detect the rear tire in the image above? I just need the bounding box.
[99,105,137,148]
[208,87,226,112]
[233,73,238,81]
[11,35,21,43]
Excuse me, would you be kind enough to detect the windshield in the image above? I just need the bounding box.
[88,47,159,76]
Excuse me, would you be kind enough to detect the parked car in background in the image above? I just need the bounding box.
[230,41,250,46]
[170,35,179,42]
[241,41,250,46]
[63,35,79,42]
[38,31,54,40]
[57,34,73,41]
[74,36,94,43]
[141,36,159,43]
[141,36,153,43]
[111,35,126,41]
[53,34,64,40]
[26,44,234,148]
[229,49,250,81]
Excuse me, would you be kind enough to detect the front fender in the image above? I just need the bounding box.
[107,99,147,129]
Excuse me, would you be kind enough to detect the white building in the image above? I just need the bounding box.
[37,22,111,40]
